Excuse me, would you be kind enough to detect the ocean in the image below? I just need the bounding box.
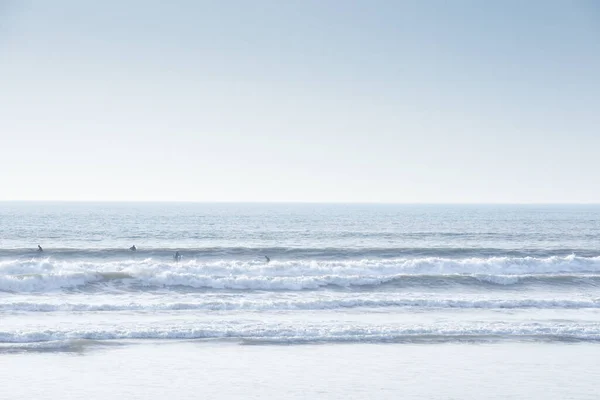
[1,202,599,399]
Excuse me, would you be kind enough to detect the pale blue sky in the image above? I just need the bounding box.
[1,0,599,202]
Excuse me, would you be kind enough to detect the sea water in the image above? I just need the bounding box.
[1,203,599,399]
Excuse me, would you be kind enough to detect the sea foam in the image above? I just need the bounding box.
[1,255,600,292]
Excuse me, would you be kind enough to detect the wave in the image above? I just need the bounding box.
[3,297,600,312]
[2,323,600,345]
[2,255,600,292]
[3,272,600,292]
[1,246,599,261]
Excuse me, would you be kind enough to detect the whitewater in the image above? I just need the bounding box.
[1,202,600,350]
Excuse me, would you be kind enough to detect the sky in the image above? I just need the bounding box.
[1,0,599,203]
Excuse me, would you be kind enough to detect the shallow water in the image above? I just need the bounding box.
[1,342,598,400]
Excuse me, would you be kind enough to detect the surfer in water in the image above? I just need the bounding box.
[130,245,137,251]
[37,245,43,252]
[265,255,270,263]
[174,251,181,262]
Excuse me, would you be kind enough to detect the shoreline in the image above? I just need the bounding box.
[1,341,598,399]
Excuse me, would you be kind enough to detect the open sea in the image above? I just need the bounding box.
[1,202,600,399]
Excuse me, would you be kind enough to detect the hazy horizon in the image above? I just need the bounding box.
[2,200,600,206]
[2,1,599,203]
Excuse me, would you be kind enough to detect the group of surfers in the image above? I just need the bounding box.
[35,245,270,263]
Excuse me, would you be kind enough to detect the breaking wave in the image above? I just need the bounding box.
[1,255,600,292]
[3,297,600,312]
[2,322,600,345]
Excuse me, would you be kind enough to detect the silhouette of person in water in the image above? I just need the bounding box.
[37,245,43,252]
[130,245,137,251]
[174,251,181,262]
[265,255,270,263]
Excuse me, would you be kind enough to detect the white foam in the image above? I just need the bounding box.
[1,255,600,292]
[1,321,600,344]
[2,297,600,312]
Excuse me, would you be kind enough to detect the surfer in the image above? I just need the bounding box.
[37,245,43,252]
[174,251,181,262]
[265,255,270,263]
[130,245,137,251]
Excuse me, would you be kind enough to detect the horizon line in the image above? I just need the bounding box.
[1,200,600,206]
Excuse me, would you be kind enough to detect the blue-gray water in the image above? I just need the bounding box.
[1,202,600,350]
